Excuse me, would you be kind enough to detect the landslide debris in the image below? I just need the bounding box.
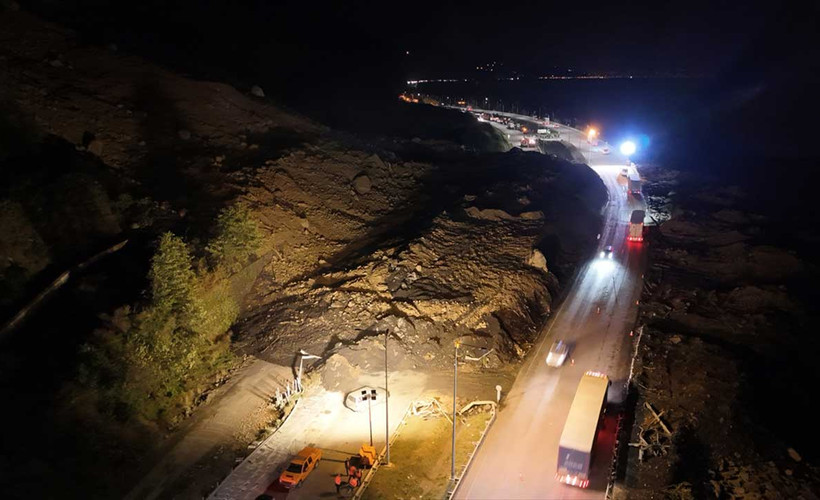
[619,166,820,499]
[235,148,607,372]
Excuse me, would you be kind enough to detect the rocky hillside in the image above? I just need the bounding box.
[234,148,606,371]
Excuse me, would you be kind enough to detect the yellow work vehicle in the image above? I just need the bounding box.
[350,444,377,469]
[278,446,322,489]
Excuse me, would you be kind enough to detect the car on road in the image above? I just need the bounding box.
[279,446,322,489]
[546,340,569,367]
[600,245,614,259]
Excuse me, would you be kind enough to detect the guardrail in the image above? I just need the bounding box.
[446,401,498,500]
[352,401,415,500]
[206,377,303,500]
[604,324,645,500]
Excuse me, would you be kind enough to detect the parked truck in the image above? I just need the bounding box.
[627,170,642,195]
[628,209,646,242]
[557,371,610,488]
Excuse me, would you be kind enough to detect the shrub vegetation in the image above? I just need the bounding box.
[78,203,262,426]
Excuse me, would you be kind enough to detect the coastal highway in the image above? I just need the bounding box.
[454,111,646,499]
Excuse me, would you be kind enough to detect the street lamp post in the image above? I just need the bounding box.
[451,341,459,480]
[297,350,321,391]
[385,329,390,465]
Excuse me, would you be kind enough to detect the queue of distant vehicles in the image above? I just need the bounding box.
[474,108,648,491]
[471,111,561,150]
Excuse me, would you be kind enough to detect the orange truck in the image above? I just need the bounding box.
[279,447,322,489]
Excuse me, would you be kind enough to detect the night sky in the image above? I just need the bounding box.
[27,0,814,79]
[23,0,820,162]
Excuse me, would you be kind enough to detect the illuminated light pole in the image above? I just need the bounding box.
[297,350,321,391]
[451,341,459,480]
[587,128,598,150]
[385,329,390,466]
[361,388,377,446]
[620,140,637,159]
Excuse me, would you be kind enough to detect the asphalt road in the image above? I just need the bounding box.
[454,112,647,499]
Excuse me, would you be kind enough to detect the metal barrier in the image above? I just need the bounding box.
[352,401,415,500]
[604,325,645,499]
[446,401,498,500]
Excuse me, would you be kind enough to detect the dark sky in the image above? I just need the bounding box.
[397,0,775,77]
[28,0,800,78]
[23,0,820,137]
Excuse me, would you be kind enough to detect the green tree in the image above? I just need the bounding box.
[206,203,262,271]
[149,232,197,318]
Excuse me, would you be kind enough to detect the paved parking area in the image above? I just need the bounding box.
[210,370,426,500]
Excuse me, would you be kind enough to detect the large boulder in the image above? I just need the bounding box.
[527,249,548,273]
[352,173,372,195]
[464,207,514,221]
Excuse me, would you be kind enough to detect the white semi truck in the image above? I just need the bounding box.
[557,371,610,488]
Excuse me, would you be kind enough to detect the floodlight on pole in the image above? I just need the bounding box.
[361,389,378,446]
[620,140,636,156]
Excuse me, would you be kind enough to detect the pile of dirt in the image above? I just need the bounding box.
[620,170,820,498]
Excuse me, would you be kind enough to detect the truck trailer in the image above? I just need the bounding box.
[628,210,646,242]
[627,171,642,195]
[557,371,610,488]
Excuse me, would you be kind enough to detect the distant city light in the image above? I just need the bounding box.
[620,141,636,156]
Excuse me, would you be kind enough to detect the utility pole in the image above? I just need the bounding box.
[297,350,320,391]
[451,341,459,480]
[385,330,390,465]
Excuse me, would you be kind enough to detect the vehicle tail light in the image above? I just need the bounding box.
[556,474,590,488]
